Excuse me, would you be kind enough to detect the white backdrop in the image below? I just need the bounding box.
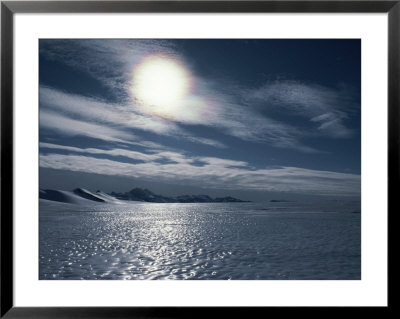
[14,12,387,306]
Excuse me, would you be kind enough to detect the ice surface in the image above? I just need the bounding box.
[39,200,361,280]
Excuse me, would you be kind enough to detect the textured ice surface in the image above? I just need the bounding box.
[39,200,361,280]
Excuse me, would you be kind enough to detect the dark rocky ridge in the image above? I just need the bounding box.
[110,187,249,203]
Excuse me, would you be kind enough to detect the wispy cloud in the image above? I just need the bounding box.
[173,81,320,152]
[40,111,137,145]
[39,144,360,196]
[248,80,358,138]
[40,86,226,149]
[40,39,178,100]
[40,86,180,136]
[40,142,192,164]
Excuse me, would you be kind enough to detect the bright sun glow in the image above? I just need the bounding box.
[132,55,191,116]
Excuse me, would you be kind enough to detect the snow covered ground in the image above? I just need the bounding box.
[39,199,361,280]
[39,188,126,205]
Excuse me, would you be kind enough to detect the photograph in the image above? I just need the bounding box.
[38,38,361,280]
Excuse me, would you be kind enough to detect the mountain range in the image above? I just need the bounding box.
[40,187,249,204]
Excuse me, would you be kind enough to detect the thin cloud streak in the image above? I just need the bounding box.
[40,111,137,145]
[40,142,242,166]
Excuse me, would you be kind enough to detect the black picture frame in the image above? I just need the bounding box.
[1,1,396,317]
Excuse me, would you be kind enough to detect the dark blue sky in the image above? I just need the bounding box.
[39,39,361,199]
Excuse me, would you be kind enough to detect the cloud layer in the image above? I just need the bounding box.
[40,143,360,196]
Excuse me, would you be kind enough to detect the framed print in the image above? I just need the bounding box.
[1,0,397,317]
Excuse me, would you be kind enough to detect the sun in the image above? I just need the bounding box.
[132,55,191,116]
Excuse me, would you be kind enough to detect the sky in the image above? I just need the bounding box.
[39,39,361,201]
